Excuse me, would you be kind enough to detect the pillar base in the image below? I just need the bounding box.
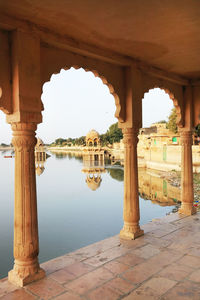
[178,203,197,216]
[8,267,45,287]
[120,226,144,240]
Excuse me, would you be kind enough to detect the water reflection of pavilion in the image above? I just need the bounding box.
[35,138,48,176]
[82,155,106,191]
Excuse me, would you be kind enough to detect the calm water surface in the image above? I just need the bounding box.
[0,150,178,279]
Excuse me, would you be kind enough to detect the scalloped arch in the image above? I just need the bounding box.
[143,86,183,128]
[42,65,123,122]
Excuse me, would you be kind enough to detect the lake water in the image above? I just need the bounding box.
[0,150,179,279]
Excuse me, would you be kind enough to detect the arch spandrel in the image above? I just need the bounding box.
[141,73,184,128]
[40,45,126,122]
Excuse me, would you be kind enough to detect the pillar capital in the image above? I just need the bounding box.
[11,123,37,151]
[122,127,139,145]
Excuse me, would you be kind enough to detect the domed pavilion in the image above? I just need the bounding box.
[86,129,100,147]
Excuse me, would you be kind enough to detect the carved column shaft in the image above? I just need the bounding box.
[179,131,196,215]
[120,128,144,239]
[8,123,45,287]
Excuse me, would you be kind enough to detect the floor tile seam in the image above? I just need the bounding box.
[153,226,188,239]
[79,245,129,263]
[171,214,190,223]
[119,255,187,287]
[175,253,200,267]
[64,237,121,257]
[157,264,196,280]
[177,269,200,284]
[82,274,137,299]
[22,286,41,299]
[121,272,180,299]
[156,279,181,299]
[0,287,19,299]
[118,272,168,297]
[62,246,122,262]
[58,262,95,278]
[184,277,200,285]
[48,265,105,286]
[65,276,117,298]
[50,256,138,284]
[42,259,93,276]
[49,289,87,300]
[80,247,147,267]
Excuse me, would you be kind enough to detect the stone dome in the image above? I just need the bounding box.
[86,129,99,140]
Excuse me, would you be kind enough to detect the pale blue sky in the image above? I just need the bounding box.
[0,68,173,144]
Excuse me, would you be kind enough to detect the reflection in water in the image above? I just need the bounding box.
[85,175,102,191]
[82,152,105,191]
[35,151,50,176]
[49,151,181,208]
[138,168,181,208]
[106,167,124,182]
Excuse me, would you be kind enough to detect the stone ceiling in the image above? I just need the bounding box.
[0,0,200,79]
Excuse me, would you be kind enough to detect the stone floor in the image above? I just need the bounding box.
[1,212,200,299]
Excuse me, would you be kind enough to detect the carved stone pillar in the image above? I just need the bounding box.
[178,130,196,215]
[120,128,144,239]
[8,123,45,287]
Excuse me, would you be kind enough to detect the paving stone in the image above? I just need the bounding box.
[176,255,200,268]
[161,280,200,300]
[63,262,94,277]
[122,249,182,285]
[25,277,65,300]
[41,255,77,275]
[87,277,135,299]
[0,279,18,298]
[131,244,160,259]
[121,259,161,285]
[103,260,130,275]
[123,294,157,300]
[83,245,128,267]
[104,277,135,295]
[158,263,194,281]
[116,252,145,266]
[54,291,84,300]
[87,285,121,300]
[131,277,177,297]
[49,269,76,284]
[0,289,37,300]
[188,269,200,283]
[119,236,147,249]
[65,267,114,295]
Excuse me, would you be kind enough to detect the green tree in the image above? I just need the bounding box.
[106,122,123,144]
[55,138,66,146]
[75,136,86,146]
[157,120,167,124]
[195,124,200,137]
[166,108,178,133]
